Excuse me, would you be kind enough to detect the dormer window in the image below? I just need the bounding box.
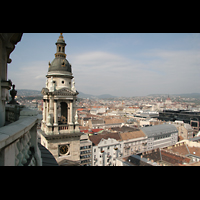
[61,61,65,67]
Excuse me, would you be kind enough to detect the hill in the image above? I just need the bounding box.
[17,89,42,96]
[148,93,200,99]
[16,89,117,99]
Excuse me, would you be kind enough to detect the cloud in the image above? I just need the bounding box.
[8,48,200,97]
[70,49,200,96]
[8,60,48,90]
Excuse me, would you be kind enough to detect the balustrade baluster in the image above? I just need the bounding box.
[16,140,24,166]
[19,138,27,165]
[15,140,19,166]
[22,135,29,160]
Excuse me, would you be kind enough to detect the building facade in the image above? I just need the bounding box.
[39,33,82,163]
[80,133,92,166]
[141,124,178,150]
[89,132,123,166]
[120,130,148,156]
[159,110,200,134]
[0,33,23,127]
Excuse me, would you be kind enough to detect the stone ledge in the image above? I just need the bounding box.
[0,115,38,149]
[38,129,83,141]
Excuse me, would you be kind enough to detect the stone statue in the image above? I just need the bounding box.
[8,84,19,104]
[75,110,78,124]
[71,78,76,92]
[49,77,55,92]
[46,79,48,88]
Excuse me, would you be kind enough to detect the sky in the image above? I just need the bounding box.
[8,33,200,97]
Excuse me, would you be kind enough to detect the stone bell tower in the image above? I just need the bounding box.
[39,33,82,163]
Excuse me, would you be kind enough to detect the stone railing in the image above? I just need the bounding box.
[58,125,69,130]
[0,109,42,166]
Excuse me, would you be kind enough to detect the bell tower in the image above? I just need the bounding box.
[39,33,82,163]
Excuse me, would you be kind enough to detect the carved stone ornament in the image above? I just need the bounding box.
[41,88,49,95]
[53,87,78,96]
[8,84,19,104]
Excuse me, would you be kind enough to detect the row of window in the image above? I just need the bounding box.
[81,159,91,164]
[80,145,91,150]
[93,145,120,153]
[80,150,91,154]
[154,134,170,140]
[58,46,65,52]
[80,154,91,159]
[52,80,71,85]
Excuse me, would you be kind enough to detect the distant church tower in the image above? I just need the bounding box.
[40,33,82,163]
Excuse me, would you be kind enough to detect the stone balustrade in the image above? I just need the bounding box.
[0,110,42,166]
[58,125,69,130]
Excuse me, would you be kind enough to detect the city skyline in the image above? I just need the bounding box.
[8,33,200,97]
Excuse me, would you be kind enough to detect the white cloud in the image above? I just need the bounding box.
[7,48,200,97]
[70,49,200,96]
[8,61,48,90]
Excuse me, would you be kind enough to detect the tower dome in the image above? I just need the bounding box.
[48,33,72,75]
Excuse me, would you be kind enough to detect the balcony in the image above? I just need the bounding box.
[124,145,130,149]
[142,142,147,146]
[0,108,58,166]
[58,125,69,130]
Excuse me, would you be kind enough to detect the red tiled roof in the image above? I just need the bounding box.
[92,128,103,133]
[120,130,146,140]
[89,132,121,146]
[161,150,190,165]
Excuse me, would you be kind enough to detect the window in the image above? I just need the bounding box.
[59,46,61,52]
[62,81,64,84]
[94,149,96,152]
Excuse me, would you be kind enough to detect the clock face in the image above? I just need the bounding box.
[59,145,69,155]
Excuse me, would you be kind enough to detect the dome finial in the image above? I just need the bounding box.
[60,33,63,38]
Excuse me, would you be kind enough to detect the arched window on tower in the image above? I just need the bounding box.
[62,47,64,52]
[58,102,68,124]
[59,46,61,52]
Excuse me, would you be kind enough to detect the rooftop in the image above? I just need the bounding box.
[141,124,178,137]
[104,118,125,125]
[123,154,159,166]
[120,130,146,141]
[38,143,58,166]
[89,132,121,146]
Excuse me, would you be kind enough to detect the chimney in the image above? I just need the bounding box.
[141,155,143,158]
[151,159,154,163]
[147,158,150,161]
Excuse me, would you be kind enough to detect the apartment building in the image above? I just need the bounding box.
[89,132,123,166]
[80,133,92,166]
[141,124,178,150]
[119,130,148,156]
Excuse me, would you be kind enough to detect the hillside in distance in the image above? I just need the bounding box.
[148,93,200,98]
[17,89,42,96]
[78,91,117,99]
[16,89,117,99]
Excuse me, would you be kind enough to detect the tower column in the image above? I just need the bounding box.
[49,95,54,114]
[46,100,49,123]
[67,101,70,124]
[53,100,58,126]
[42,99,46,122]
[69,101,73,125]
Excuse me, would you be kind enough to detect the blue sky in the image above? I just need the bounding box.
[8,33,200,97]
